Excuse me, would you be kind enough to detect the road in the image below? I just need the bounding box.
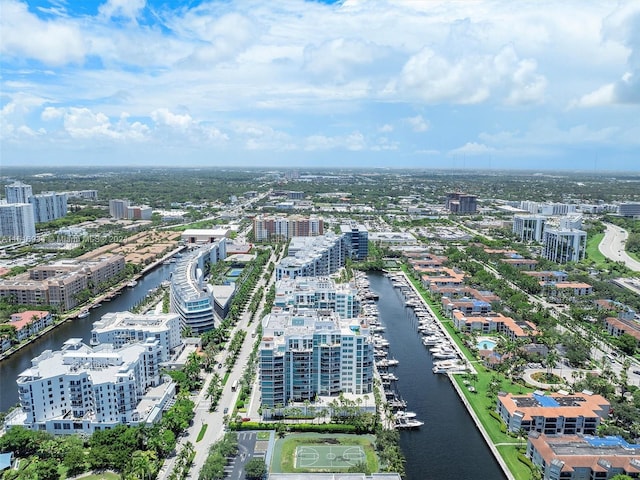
[158,247,281,480]
[598,223,640,272]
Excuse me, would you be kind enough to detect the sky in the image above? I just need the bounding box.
[1,0,639,171]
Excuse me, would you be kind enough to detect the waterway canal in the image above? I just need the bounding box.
[0,263,174,412]
[368,272,506,480]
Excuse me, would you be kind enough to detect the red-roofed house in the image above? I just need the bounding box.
[605,317,640,344]
[9,310,53,341]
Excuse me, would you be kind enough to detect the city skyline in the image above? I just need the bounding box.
[1,0,639,170]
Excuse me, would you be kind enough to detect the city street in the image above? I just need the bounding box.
[599,223,640,272]
[158,248,280,479]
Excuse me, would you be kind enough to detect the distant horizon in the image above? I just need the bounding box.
[1,163,640,175]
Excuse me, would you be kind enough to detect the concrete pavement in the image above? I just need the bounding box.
[158,248,281,479]
[599,223,640,271]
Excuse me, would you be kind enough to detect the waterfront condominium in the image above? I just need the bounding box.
[274,276,361,320]
[0,203,36,242]
[7,337,175,435]
[0,255,125,311]
[275,233,346,280]
[170,240,226,334]
[259,309,374,408]
[4,181,33,204]
[339,222,368,260]
[90,312,182,362]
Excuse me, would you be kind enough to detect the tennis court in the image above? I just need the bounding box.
[295,445,366,469]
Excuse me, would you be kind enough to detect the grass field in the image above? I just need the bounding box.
[272,433,377,474]
[75,473,120,480]
[402,267,536,480]
[585,232,607,267]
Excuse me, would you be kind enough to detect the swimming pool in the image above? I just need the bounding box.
[476,338,497,350]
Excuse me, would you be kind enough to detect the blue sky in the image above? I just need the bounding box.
[1,0,639,170]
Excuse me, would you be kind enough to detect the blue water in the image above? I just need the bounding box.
[368,272,505,480]
[477,339,497,350]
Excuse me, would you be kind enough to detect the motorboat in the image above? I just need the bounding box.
[422,335,442,346]
[394,410,417,419]
[77,310,90,319]
[395,418,424,429]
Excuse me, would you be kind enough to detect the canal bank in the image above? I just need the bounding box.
[0,262,175,412]
[393,270,515,480]
[367,272,506,480]
[0,246,185,363]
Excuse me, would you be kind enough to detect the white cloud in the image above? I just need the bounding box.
[448,142,495,156]
[304,131,366,151]
[0,0,86,66]
[378,124,394,133]
[389,45,547,105]
[98,0,146,22]
[574,3,640,106]
[406,115,430,132]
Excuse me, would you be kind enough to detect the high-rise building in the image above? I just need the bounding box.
[340,222,368,260]
[542,226,587,264]
[619,202,640,218]
[126,206,153,220]
[512,215,547,242]
[109,199,131,219]
[259,310,374,408]
[29,192,68,223]
[274,276,361,319]
[5,181,33,204]
[276,233,346,280]
[0,203,36,242]
[446,192,478,214]
[253,215,323,242]
[90,312,182,361]
[170,241,226,334]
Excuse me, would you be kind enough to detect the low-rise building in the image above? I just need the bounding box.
[501,258,538,270]
[527,433,640,480]
[547,282,593,298]
[604,317,640,344]
[9,310,54,342]
[523,271,569,285]
[497,391,610,435]
[420,267,466,291]
[0,255,125,311]
[452,311,537,341]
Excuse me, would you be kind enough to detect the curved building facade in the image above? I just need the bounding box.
[170,240,226,334]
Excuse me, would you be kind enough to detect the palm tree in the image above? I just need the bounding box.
[543,350,560,381]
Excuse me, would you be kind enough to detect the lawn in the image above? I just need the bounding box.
[74,473,120,480]
[402,266,537,480]
[271,433,377,474]
[585,232,607,266]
